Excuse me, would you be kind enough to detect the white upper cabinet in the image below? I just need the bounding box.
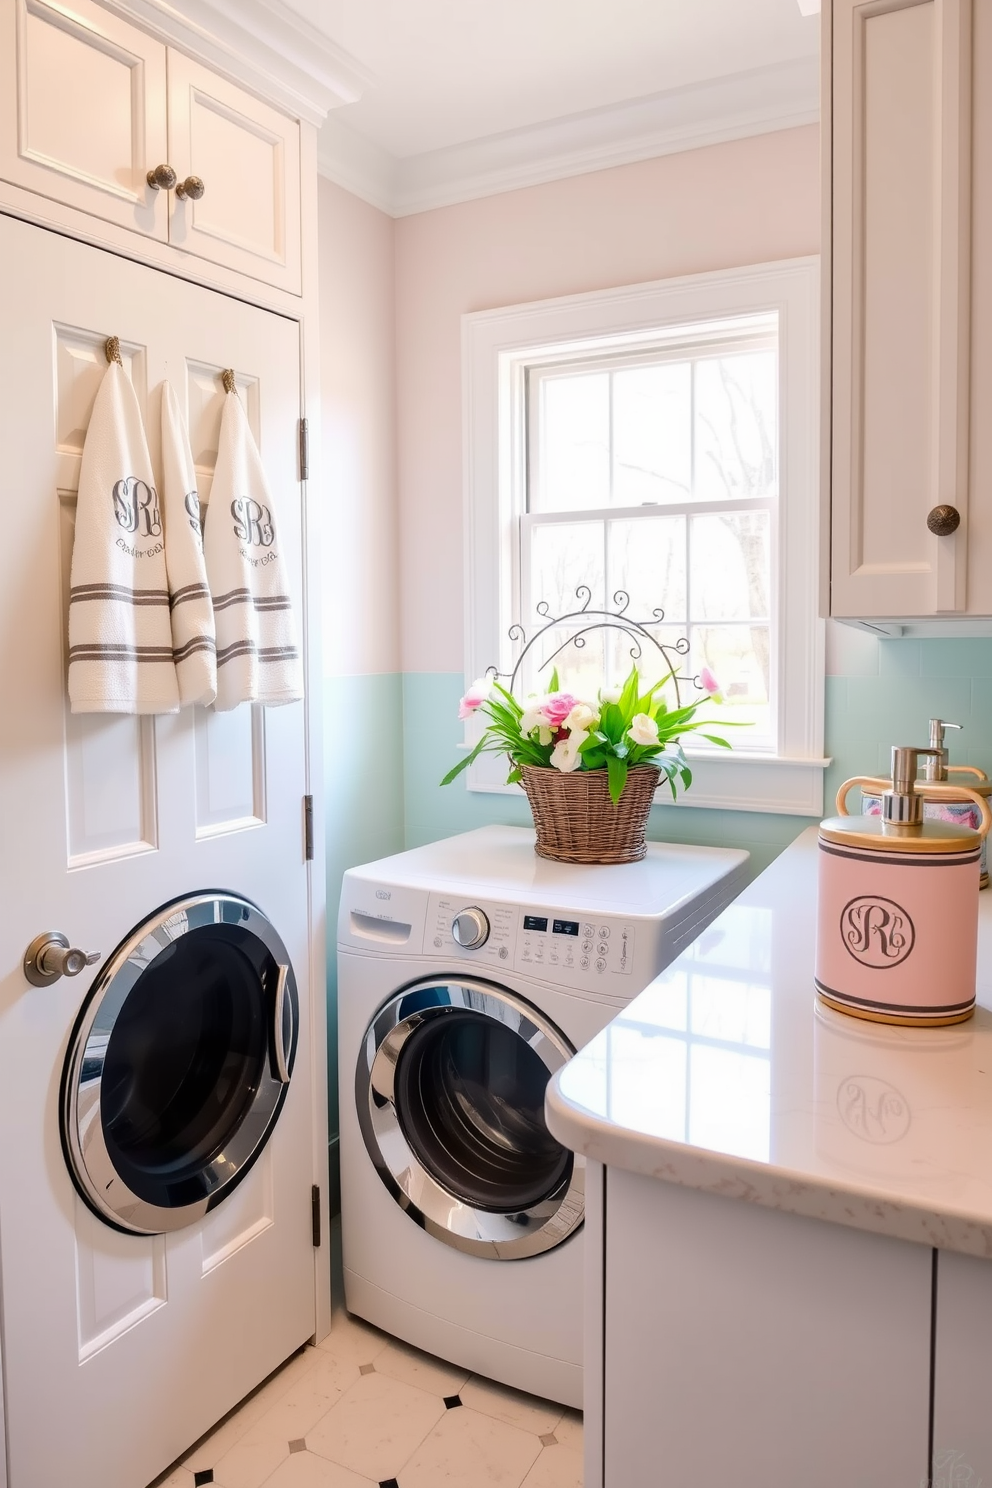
[0,0,169,237]
[0,0,302,294]
[827,0,978,620]
[166,52,301,295]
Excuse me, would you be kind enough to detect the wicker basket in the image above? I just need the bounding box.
[520,764,661,864]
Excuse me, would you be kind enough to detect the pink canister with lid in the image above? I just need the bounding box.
[815,746,991,1027]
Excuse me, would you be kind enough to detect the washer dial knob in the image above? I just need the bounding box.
[451,906,490,949]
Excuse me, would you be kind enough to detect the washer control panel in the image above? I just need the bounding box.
[517,914,635,980]
[425,894,636,983]
[427,895,517,967]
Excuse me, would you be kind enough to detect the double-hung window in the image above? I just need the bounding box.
[463,259,825,815]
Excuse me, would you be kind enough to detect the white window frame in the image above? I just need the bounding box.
[462,257,827,816]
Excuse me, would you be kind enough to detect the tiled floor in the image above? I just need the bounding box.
[152,1309,583,1488]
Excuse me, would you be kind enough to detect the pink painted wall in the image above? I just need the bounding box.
[318,177,399,677]
[393,123,821,673]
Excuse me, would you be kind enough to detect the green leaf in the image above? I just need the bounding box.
[606,753,628,805]
[598,702,624,743]
[618,666,640,720]
[699,733,732,749]
[506,767,523,784]
[548,666,560,693]
[440,733,489,785]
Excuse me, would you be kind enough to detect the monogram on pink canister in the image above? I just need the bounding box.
[815,745,992,1026]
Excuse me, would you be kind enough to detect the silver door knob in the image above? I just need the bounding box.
[451,907,490,949]
[24,933,100,988]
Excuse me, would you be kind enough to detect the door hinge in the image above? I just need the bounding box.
[311,1185,321,1248]
[299,417,309,481]
[303,794,314,861]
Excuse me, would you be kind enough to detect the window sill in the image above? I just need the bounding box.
[466,751,830,817]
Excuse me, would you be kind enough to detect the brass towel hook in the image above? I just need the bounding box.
[104,336,123,367]
[221,368,236,394]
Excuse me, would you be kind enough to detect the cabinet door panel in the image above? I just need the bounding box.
[0,0,168,237]
[831,0,972,618]
[932,1250,992,1483]
[166,50,301,295]
[604,1173,932,1485]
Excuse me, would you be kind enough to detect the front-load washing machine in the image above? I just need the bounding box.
[337,825,749,1407]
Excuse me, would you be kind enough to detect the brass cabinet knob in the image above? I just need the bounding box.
[927,504,961,536]
[175,175,205,201]
[146,163,178,191]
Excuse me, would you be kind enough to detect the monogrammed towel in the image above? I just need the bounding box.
[203,382,303,711]
[161,382,216,706]
[68,358,180,714]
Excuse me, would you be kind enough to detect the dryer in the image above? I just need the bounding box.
[337,825,749,1407]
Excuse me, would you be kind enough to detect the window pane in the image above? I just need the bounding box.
[522,624,606,702]
[689,511,770,623]
[607,516,686,622]
[529,521,605,621]
[694,350,777,502]
[613,363,691,505]
[605,624,687,696]
[536,372,610,511]
[689,624,771,744]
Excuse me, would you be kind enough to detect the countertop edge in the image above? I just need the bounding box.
[546,1073,992,1260]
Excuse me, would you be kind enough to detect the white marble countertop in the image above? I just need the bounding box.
[546,826,992,1258]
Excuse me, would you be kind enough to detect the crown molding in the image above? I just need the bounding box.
[317,55,820,218]
[102,0,370,124]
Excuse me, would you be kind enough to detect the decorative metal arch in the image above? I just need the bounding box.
[488,588,698,705]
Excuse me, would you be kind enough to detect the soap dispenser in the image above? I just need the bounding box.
[816,745,991,1026]
[858,721,992,887]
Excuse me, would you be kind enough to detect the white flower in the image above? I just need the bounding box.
[628,713,660,747]
[564,702,598,732]
[600,686,622,705]
[550,728,588,772]
[520,699,551,737]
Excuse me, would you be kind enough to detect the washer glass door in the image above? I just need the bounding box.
[62,892,298,1235]
[357,978,584,1259]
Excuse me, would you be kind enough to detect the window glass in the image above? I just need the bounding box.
[693,350,777,503]
[524,326,777,746]
[538,371,610,512]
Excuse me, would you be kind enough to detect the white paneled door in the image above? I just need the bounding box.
[0,212,315,1488]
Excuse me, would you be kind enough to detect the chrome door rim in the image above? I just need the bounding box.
[356,976,584,1260]
[61,891,297,1236]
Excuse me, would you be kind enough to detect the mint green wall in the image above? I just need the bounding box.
[324,673,404,1184]
[324,636,992,1192]
[402,636,992,883]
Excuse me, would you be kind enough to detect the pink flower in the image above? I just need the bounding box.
[458,678,491,720]
[699,666,723,703]
[541,692,578,729]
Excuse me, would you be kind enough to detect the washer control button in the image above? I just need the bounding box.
[598,926,611,939]
[595,958,606,972]
[597,942,610,957]
[451,906,491,949]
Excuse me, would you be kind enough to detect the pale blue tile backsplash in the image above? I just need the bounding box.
[323,630,992,1184]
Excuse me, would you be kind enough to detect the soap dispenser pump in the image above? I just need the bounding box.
[858,721,992,887]
[815,745,991,1026]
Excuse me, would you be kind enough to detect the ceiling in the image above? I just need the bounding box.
[280,0,820,214]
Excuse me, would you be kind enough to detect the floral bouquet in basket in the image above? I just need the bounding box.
[442,663,733,805]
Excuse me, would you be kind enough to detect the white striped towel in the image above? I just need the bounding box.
[68,361,180,714]
[203,386,303,711]
[161,382,217,706]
